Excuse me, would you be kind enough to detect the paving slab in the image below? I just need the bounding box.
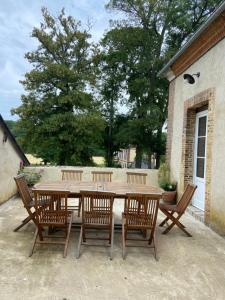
[1,197,225,300]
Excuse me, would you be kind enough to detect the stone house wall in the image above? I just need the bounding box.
[0,126,23,203]
[166,37,225,234]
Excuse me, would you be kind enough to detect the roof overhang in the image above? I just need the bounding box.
[158,1,225,78]
[0,114,30,166]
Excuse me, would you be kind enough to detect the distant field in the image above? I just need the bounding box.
[92,156,105,166]
[25,154,43,165]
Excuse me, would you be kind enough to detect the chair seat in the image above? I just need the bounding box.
[159,203,179,212]
[122,213,153,227]
[39,211,72,225]
[84,212,111,225]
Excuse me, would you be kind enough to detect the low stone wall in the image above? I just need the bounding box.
[24,166,159,187]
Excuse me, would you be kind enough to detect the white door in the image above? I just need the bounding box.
[193,110,208,211]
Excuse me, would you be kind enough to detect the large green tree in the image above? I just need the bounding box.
[13,8,104,165]
[96,40,129,167]
[105,0,220,168]
[102,26,165,167]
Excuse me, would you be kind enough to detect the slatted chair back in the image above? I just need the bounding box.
[30,189,72,258]
[34,190,69,227]
[80,191,115,225]
[124,193,160,229]
[91,171,113,182]
[159,183,197,237]
[61,170,83,181]
[122,193,161,260]
[126,172,147,185]
[176,183,197,213]
[13,174,36,231]
[77,191,115,259]
[14,174,33,210]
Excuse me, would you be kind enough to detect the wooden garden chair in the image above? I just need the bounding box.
[126,172,148,228]
[122,193,161,260]
[61,169,83,216]
[61,169,83,181]
[159,183,197,237]
[14,174,36,232]
[91,171,113,182]
[29,189,73,258]
[77,191,115,260]
[127,172,147,185]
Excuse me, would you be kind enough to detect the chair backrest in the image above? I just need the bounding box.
[61,170,83,181]
[33,189,70,225]
[124,193,161,229]
[177,183,197,213]
[91,171,113,182]
[14,174,33,209]
[80,191,115,225]
[126,172,147,185]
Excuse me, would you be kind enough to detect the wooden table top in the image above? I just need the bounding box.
[34,181,162,197]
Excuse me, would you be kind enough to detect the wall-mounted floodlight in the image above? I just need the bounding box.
[183,72,200,84]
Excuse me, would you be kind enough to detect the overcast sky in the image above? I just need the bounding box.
[0,0,119,120]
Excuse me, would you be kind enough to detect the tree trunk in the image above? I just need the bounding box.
[59,147,67,165]
[147,151,152,169]
[106,98,115,167]
[106,143,114,167]
[155,127,162,169]
[135,145,143,168]
[155,153,160,169]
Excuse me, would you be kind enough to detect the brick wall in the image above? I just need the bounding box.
[180,88,215,224]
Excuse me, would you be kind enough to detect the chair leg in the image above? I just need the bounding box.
[82,225,86,243]
[141,229,147,238]
[159,211,176,227]
[163,220,192,237]
[152,232,158,261]
[48,226,54,235]
[122,219,126,260]
[78,198,82,217]
[29,227,38,257]
[110,216,114,260]
[37,225,44,241]
[161,211,186,229]
[63,215,73,258]
[76,226,83,259]
[159,216,170,227]
[149,230,154,245]
[13,215,33,232]
[109,225,112,245]
[161,210,192,237]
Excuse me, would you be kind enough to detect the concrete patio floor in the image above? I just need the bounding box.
[1,196,225,300]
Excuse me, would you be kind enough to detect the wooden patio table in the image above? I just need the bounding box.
[34,181,162,197]
[33,181,163,228]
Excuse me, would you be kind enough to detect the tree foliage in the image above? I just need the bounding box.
[12,1,221,167]
[5,120,26,147]
[104,0,220,167]
[12,8,104,165]
[96,37,129,167]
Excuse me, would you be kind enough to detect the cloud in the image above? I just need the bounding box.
[0,0,120,120]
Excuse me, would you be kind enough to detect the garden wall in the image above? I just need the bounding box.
[24,166,159,187]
